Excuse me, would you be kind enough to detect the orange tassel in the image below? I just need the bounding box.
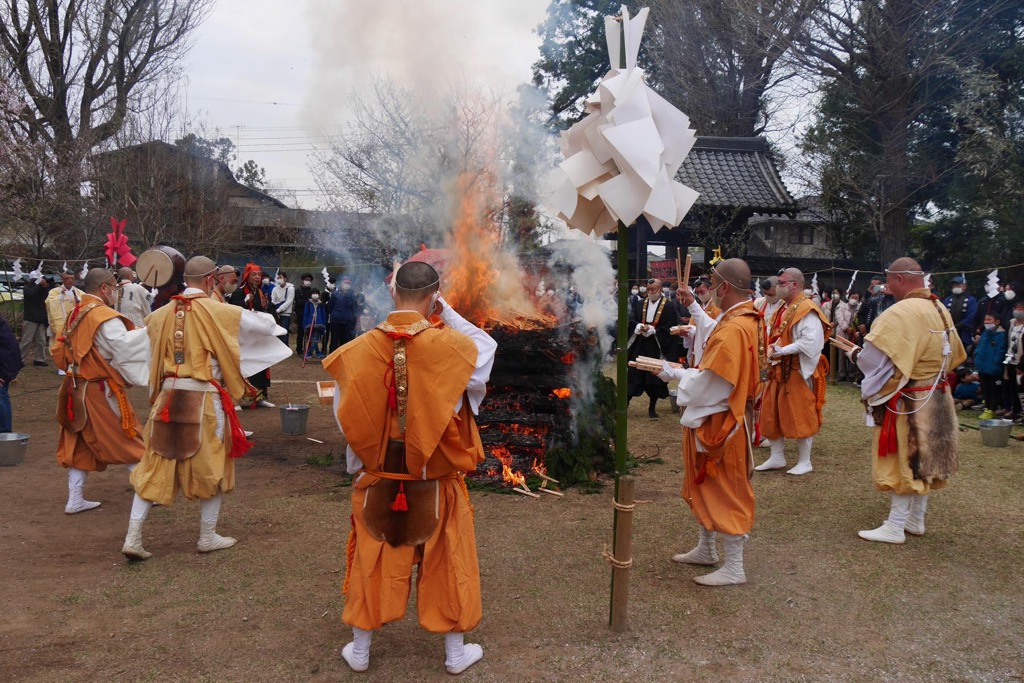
[342,516,357,595]
[390,482,408,512]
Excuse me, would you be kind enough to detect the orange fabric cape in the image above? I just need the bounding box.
[323,311,485,632]
[761,297,830,440]
[682,301,760,535]
[52,295,144,471]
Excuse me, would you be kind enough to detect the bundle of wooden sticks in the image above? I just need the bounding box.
[628,356,683,373]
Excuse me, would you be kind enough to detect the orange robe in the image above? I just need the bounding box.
[760,297,830,439]
[681,302,761,535]
[52,295,145,471]
[130,294,248,504]
[324,310,484,633]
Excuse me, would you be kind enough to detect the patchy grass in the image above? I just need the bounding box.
[2,359,1023,682]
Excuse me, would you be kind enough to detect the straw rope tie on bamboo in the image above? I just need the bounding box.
[602,545,633,570]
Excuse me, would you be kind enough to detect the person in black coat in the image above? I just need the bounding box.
[626,278,679,418]
[0,314,23,432]
[20,273,50,366]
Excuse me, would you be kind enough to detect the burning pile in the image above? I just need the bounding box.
[436,174,597,487]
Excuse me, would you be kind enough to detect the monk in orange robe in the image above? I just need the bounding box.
[656,259,764,586]
[756,267,831,475]
[324,261,497,675]
[52,269,149,514]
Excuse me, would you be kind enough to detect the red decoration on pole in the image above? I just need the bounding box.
[104,217,137,268]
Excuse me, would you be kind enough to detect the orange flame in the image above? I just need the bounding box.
[491,445,528,488]
[441,173,552,328]
[552,388,571,399]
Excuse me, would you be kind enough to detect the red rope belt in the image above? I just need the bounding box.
[878,381,948,457]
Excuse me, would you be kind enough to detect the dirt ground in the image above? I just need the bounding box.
[1,355,1023,682]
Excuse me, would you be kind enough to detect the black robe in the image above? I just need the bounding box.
[626,295,679,399]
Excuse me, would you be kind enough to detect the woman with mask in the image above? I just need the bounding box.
[302,290,327,360]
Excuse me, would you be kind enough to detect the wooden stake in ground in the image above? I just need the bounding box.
[609,475,635,633]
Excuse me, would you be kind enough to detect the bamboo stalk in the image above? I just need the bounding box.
[537,487,564,497]
[682,253,692,288]
[513,486,541,498]
[610,475,635,632]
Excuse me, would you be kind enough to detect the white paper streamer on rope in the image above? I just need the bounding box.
[78,262,89,280]
[12,258,23,281]
[61,261,69,274]
[321,266,330,283]
[924,273,932,290]
[548,5,699,235]
[985,269,1000,299]
[754,278,762,298]
[846,270,858,296]
[811,273,819,297]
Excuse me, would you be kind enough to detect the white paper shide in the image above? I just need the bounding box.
[551,6,699,235]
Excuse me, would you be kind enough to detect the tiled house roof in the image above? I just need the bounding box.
[676,137,798,215]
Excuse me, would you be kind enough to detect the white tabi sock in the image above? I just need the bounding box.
[755,438,787,471]
[906,494,929,536]
[444,632,483,675]
[197,494,237,553]
[65,467,101,514]
[130,494,152,521]
[859,493,912,544]
[787,437,814,475]
[341,626,372,672]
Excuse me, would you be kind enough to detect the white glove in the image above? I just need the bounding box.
[634,323,645,336]
[642,325,656,338]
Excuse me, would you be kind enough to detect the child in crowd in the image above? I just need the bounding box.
[973,313,1008,420]
[952,367,981,411]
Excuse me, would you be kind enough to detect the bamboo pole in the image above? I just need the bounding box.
[610,219,631,629]
[609,475,635,632]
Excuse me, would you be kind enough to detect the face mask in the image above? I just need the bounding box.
[341,283,351,291]
[766,293,780,304]
[775,283,791,298]
[985,323,997,331]
[302,280,312,287]
[696,290,711,304]
[952,287,964,295]
[631,289,638,296]
[648,290,661,302]
[276,278,285,286]
[849,300,860,308]
[311,294,320,302]
[1005,290,1016,301]
[832,292,840,299]
[1014,311,1024,320]
[872,285,883,294]
[710,282,726,309]
[639,287,647,295]
[803,289,814,297]
[223,282,238,294]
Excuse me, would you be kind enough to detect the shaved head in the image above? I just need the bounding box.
[395,262,440,296]
[712,258,751,290]
[709,258,753,309]
[781,268,805,286]
[84,268,116,293]
[885,256,926,300]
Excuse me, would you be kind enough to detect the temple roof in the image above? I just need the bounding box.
[676,136,798,216]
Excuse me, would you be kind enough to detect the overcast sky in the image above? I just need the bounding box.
[181,0,551,208]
